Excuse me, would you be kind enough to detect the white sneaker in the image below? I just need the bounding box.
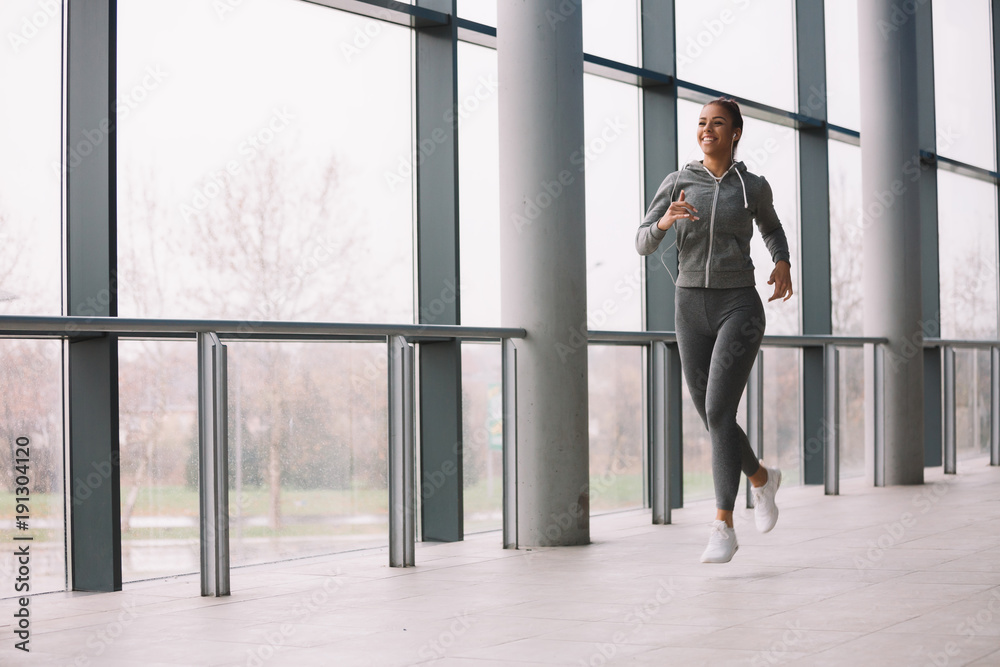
[751,466,781,533]
[700,520,738,563]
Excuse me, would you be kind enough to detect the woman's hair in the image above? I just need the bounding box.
[706,96,744,157]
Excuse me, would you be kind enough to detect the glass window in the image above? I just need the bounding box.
[937,171,998,340]
[0,0,61,316]
[227,341,389,567]
[458,42,500,327]
[119,340,198,582]
[954,349,991,461]
[675,0,796,111]
[585,74,643,331]
[829,141,863,336]
[828,140,865,480]
[589,346,644,513]
[676,100,801,335]
[0,340,65,594]
[932,0,996,170]
[824,0,860,130]
[461,344,503,535]
[765,349,801,484]
[837,347,866,479]
[117,0,413,324]
[583,0,639,66]
[458,0,495,26]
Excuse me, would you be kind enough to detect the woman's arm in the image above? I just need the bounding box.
[754,176,793,301]
[635,172,698,256]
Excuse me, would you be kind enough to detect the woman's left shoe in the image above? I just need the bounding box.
[700,520,739,563]
[751,466,782,533]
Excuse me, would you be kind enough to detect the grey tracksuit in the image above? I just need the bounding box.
[636,160,791,511]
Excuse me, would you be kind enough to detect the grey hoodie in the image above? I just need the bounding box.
[635,160,790,289]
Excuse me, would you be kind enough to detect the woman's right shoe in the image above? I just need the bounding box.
[700,519,738,563]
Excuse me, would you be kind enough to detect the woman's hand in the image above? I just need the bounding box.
[767,260,793,302]
[656,189,699,231]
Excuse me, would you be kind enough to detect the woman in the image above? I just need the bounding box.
[635,97,793,563]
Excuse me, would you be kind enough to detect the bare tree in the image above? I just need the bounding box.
[179,146,369,531]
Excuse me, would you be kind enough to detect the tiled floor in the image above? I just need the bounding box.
[4,459,1000,666]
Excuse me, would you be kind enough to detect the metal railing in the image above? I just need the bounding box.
[591,331,887,509]
[924,338,1000,473]
[0,315,525,594]
[3,314,996,594]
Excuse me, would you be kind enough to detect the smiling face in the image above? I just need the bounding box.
[697,102,740,160]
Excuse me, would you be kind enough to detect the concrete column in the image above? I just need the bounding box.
[858,0,925,485]
[497,0,590,546]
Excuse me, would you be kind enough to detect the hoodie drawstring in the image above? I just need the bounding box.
[733,166,749,209]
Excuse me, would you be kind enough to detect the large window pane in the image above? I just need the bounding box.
[117,0,413,324]
[0,1,61,316]
[119,340,198,582]
[766,349,801,485]
[458,42,500,327]
[228,342,388,567]
[0,341,65,596]
[932,0,996,170]
[824,0,860,130]
[583,0,639,67]
[937,171,998,340]
[585,74,642,331]
[458,0,495,26]
[675,0,796,111]
[838,347,866,479]
[676,100,801,335]
[462,344,503,535]
[954,349,991,461]
[589,346,644,512]
[829,141,863,336]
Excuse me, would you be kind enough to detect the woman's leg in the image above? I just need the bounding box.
[674,287,716,436]
[703,287,766,513]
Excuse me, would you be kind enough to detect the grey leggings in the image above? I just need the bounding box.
[675,285,765,511]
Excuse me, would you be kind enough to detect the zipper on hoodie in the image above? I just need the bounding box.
[697,163,740,287]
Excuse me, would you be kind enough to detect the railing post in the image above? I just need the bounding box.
[824,344,840,495]
[943,345,956,474]
[197,332,230,597]
[388,335,416,567]
[745,350,764,508]
[502,338,518,548]
[650,341,670,525]
[866,342,886,486]
[992,346,1000,466]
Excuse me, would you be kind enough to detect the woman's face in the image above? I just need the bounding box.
[697,103,739,159]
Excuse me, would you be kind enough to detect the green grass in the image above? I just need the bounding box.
[0,468,786,545]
